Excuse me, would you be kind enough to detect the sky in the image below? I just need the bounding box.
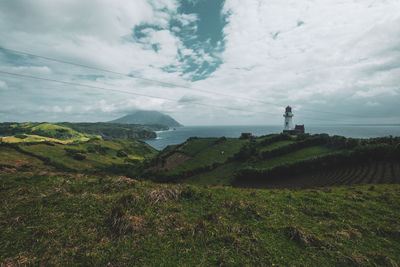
[0,0,399,125]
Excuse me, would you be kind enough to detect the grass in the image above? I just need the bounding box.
[254,134,280,143]
[1,173,399,266]
[1,133,400,264]
[258,140,295,153]
[151,136,336,185]
[1,134,92,144]
[1,122,101,143]
[0,138,157,173]
[179,138,219,156]
[186,162,244,185]
[253,146,336,169]
[0,146,52,172]
[167,138,248,175]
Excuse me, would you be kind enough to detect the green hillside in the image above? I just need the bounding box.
[0,138,157,175]
[1,130,400,265]
[0,122,100,144]
[1,173,399,266]
[58,122,160,140]
[145,133,400,188]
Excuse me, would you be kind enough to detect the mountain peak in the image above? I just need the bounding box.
[109,110,182,127]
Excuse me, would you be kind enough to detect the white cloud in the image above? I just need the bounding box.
[366,101,380,107]
[0,81,8,90]
[0,0,399,124]
[189,0,400,124]
[6,66,52,76]
[353,87,399,98]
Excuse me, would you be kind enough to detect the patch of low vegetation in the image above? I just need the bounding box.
[0,173,399,265]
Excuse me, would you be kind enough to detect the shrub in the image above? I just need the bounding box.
[73,153,86,161]
[117,150,128,157]
[14,134,28,139]
[215,136,227,144]
[240,133,253,139]
[65,148,87,160]
[87,144,108,155]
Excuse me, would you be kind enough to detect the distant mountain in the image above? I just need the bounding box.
[109,110,182,127]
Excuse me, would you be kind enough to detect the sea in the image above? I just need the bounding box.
[144,125,400,150]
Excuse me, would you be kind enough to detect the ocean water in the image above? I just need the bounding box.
[144,125,400,150]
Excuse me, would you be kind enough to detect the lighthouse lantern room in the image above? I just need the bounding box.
[283,106,293,131]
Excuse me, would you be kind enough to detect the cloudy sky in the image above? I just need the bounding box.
[0,0,399,125]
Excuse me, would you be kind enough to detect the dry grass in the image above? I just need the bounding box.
[145,187,181,205]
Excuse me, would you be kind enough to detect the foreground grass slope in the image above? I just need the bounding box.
[1,173,399,266]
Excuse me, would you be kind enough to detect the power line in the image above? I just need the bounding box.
[0,70,281,115]
[0,70,366,123]
[0,46,260,101]
[0,46,372,119]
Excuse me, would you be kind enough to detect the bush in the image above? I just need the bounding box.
[215,136,227,144]
[65,148,87,160]
[73,153,86,161]
[87,144,108,155]
[14,134,28,139]
[395,143,400,156]
[117,150,128,157]
[240,133,253,139]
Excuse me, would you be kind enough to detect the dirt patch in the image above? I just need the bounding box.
[163,152,191,170]
[337,228,362,240]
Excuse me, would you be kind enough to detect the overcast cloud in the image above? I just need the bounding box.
[0,0,399,125]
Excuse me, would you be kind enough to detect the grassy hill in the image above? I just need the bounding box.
[0,138,157,175]
[0,122,100,144]
[0,122,160,142]
[58,122,161,140]
[145,133,400,188]
[1,129,400,265]
[1,172,399,265]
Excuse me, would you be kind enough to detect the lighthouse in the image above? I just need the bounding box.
[283,106,293,131]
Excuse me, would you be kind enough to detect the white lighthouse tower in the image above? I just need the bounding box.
[283,106,293,131]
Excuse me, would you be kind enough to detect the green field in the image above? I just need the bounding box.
[186,162,244,185]
[1,173,399,266]
[258,140,295,153]
[253,146,336,169]
[167,138,247,175]
[0,146,54,172]
[0,138,157,174]
[178,138,220,156]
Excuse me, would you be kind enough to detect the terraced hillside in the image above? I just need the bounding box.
[145,134,400,188]
[236,161,400,189]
